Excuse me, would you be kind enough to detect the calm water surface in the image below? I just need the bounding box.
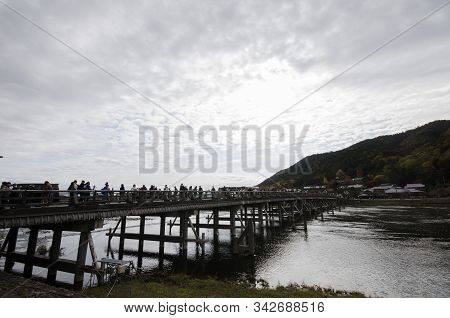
[1,205,449,297]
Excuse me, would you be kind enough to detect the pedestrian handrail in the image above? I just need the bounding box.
[0,189,334,209]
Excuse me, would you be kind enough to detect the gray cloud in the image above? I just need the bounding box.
[0,0,449,188]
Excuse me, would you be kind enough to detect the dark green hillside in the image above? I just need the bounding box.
[259,120,450,189]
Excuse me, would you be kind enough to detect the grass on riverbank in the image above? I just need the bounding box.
[84,274,365,298]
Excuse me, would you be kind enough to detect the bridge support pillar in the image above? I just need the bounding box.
[265,204,269,228]
[290,202,295,223]
[195,212,200,242]
[137,215,146,268]
[2,220,101,290]
[270,204,275,228]
[303,212,308,232]
[159,215,166,257]
[4,227,18,273]
[179,212,188,256]
[248,221,255,255]
[213,209,219,241]
[252,207,256,230]
[74,231,89,289]
[230,209,238,254]
[47,229,62,284]
[236,220,255,255]
[278,202,283,227]
[23,227,39,278]
[118,216,127,260]
[258,205,264,229]
[243,207,247,225]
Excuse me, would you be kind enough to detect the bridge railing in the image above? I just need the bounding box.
[0,189,334,209]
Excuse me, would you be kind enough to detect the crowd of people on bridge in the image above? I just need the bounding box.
[66,181,221,204]
[1,179,300,208]
[0,179,240,206]
[1,181,55,206]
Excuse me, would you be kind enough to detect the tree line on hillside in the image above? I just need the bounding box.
[259,120,450,195]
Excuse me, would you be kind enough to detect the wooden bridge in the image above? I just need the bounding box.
[0,189,341,289]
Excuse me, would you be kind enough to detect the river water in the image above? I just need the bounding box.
[1,204,449,297]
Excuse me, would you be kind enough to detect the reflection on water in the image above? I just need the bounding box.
[1,205,449,297]
[253,206,449,297]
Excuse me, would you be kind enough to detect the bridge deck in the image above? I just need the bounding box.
[0,190,334,228]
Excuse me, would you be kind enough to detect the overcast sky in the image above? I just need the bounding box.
[0,0,449,189]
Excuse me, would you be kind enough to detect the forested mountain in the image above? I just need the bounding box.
[259,120,450,189]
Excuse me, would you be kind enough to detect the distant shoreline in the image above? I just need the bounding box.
[350,198,450,207]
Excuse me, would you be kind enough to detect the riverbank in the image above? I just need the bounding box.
[0,271,83,298]
[84,274,365,298]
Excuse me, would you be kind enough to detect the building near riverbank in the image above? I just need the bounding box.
[359,183,426,199]
[405,183,426,192]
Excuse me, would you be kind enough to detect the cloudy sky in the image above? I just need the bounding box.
[0,0,449,189]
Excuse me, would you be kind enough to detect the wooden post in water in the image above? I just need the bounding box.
[137,215,145,268]
[47,228,62,284]
[201,233,206,256]
[303,212,308,232]
[180,212,188,256]
[278,202,283,227]
[23,227,39,278]
[195,211,200,240]
[244,206,248,225]
[265,204,269,228]
[74,231,89,289]
[248,221,255,255]
[4,227,18,273]
[230,209,238,254]
[118,216,127,260]
[159,215,166,257]
[270,204,275,228]
[258,204,264,229]
[290,202,295,222]
[107,229,112,257]
[87,233,98,273]
[213,209,219,241]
